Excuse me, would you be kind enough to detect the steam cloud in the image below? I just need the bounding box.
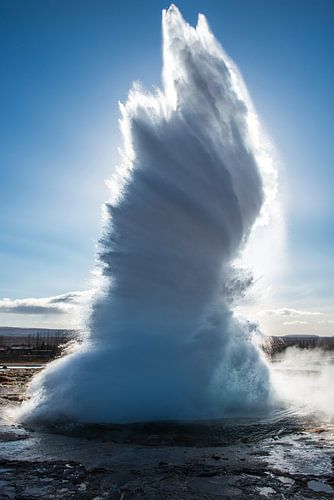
[17,5,277,424]
[272,348,334,417]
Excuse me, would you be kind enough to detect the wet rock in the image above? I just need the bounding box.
[0,432,29,442]
[257,486,276,496]
[277,475,295,485]
[1,486,15,499]
[78,482,87,492]
[250,450,271,457]
[309,427,326,434]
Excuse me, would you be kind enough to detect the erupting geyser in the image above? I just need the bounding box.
[18,5,278,424]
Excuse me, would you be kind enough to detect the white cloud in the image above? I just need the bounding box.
[258,308,324,317]
[0,291,91,316]
[283,320,308,325]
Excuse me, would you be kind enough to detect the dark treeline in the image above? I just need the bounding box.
[0,329,77,363]
[0,329,333,363]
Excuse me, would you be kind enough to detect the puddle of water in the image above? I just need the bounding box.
[0,468,12,473]
[308,480,333,494]
[267,433,333,476]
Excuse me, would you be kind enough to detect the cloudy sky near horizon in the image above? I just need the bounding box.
[0,0,333,335]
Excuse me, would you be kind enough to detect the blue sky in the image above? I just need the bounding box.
[0,0,333,334]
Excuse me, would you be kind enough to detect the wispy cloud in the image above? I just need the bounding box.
[0,291,91,315]
[283,320,308,325]
[258,308,324,317]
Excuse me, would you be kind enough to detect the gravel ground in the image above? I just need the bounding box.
[0,367,333,499]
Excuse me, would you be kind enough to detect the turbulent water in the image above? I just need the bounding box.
[17,5,279,424]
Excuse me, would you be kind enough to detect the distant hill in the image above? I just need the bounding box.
[0,326,77,337]
[265,334,334,356]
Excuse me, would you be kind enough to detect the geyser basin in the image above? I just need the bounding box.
[17,5,278,425]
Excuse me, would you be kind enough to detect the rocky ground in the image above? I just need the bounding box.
[0,367,333,499]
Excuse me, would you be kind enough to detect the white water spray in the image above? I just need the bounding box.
[17,5,278,424]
